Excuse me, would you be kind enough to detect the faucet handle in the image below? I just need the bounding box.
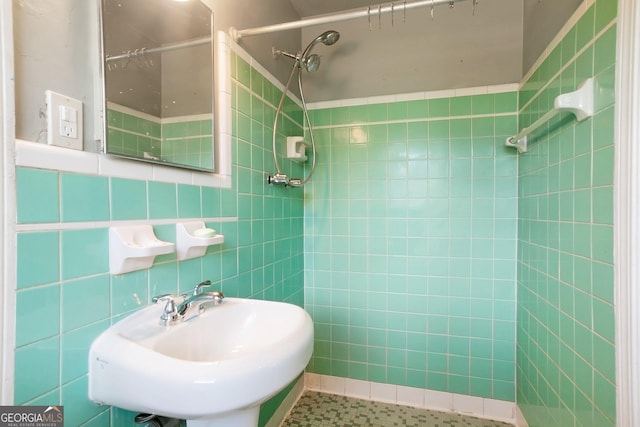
[152,294,180,324]
[152,294,174,303]
[192,280,212,296]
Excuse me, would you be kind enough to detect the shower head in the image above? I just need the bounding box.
[319,30,341,46]
[301,30,340,58]
[302,54,321,73]
[300,30,340,72]
[272,30,340,73]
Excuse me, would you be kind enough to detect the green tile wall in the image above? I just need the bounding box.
[13,51,304,426]
[106,108,214,170]
[305,92,519,401]
[516,1,617,426]
[106,109,161,159]
[162,119,214,170]
[14,3,621,424]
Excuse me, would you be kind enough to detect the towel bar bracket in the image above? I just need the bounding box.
[506,77,594,154]
[506,135,528,153]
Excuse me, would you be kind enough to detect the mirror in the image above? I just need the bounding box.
[101,0,214,172]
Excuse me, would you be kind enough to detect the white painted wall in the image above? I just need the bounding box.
[13,0,100,147]
[12,0,302,147]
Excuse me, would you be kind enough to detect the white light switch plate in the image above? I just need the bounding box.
[46,90,83,150]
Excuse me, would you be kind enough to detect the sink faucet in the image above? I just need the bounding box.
[152,280,224,325]
[176,291,224,318]
[191,279,212,296]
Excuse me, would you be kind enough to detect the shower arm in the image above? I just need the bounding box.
[230,0,472,41]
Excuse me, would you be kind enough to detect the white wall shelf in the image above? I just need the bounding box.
[109,225,175,275]
[176,221,224,261]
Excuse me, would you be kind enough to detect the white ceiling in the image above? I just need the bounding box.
[293,0,525,102]
[289,0,384,17]
[98,0,584,105]
[283,0,581,102]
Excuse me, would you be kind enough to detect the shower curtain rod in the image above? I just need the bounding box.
[105,36,211,63]
[230,0,473,41]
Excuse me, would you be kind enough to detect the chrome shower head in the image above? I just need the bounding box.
[302,54,321,73]
[272,30,340,73]
[300,30,340,72]
[319,30,340,46]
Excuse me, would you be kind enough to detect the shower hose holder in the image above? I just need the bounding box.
[286,136,309,162]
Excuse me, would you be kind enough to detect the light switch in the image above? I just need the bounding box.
[59,105,78,138]
[46,90,83,150]
[60,105,77,122]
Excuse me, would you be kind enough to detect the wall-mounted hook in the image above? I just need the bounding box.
[403,0,407,23]
[431,0,435,20]
[391,2,395,27]
[473,0,479,15]
[123,51,132,69]
[368,6,372,31]
[449,1,455,8]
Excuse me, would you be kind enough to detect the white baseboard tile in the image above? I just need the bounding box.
[453,393,484,415]
[424,389,454,412]
[265,375,305,427]
[397,385,425,408]
[321,374,346,395]
[370,382,396,404]
[304,372,322,391]
[344,378,370,399]
[304,374,518,425]
[485,399,519,424]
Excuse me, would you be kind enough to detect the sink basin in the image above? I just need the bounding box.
[88,297,313,426]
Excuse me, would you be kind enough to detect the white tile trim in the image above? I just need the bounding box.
[107,102,162,123]
[0,0,16,405]
[304,373,519,425]
[521,0,596,84]
[16,139,231,188]
[308,112,517,131]
[614,0,640,425]
[15,217,238,233]
[306,83,519,111]
[344,378,370,399]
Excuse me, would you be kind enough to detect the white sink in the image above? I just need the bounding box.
[88,297,313,426]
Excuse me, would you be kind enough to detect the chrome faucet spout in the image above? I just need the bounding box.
[153,286,224,325]
[176,291,225,318]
